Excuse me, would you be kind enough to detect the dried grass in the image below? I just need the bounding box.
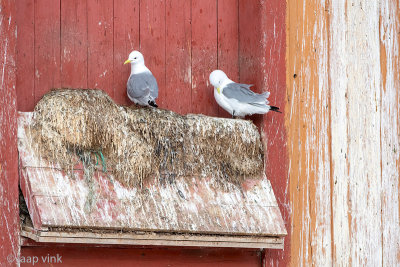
[29,89,264,188]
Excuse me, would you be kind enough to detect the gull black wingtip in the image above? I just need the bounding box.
[270,106,282,113]
[148,100,158,108]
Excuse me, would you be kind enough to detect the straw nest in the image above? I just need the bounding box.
[29,89,264,188]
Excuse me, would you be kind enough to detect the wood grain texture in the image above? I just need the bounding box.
[191,0,218,116]
[258,1,288,266]
[113,0,139,105]
[21,246,261,267]
[287,0,400,266]
[61,0,88,88]
[0,0,19,265]
[165,0,191,114]
[286,1,331,266]
[217,0,238,118]
[15,0,34,111]
[380,1,400,266]
[21,227,284,249]
[34,0,61,103]
[87,0,113,95]
[139,0,166,108]
[331,2,382,266]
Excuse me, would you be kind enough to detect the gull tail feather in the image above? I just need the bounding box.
[260,91,270,98]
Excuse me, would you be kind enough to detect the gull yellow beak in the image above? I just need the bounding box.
[124,59,131,65]
[217,87,221,94]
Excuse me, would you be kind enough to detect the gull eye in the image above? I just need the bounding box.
[133,57,137,60]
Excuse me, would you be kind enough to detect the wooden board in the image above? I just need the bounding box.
[18,112,286,248]
[191,0,218,116]
[87,0,113,96]
[61,0,88,89]
[34,0,61,103]
[217,0,238,118]
[15,0,35,111]
[20,243,262,267]
[113,0,139,105]
[286,0,400,266]
[21,226,284,249]
[139,0,166,108]
[0,0,19,265]
[164,0,191,114]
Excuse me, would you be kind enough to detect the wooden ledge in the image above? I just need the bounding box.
[21,226,284,249]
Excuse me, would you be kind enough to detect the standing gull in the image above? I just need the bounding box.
[124,51,158,107]
[209,70,280,118]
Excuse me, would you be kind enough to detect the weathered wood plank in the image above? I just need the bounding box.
[21,245,261,266]
[238,0,267,130]
[286,0,331,266]
[217,0,238,118]
[287,0,400,266]
[15,0,35,111]
[21,228,284,249]
[34,0,61,104]
[87,0,113,95]
[329,1,351,265]
[191,0,218,116]
[61,0,88,88]
[379,1,400,266]
[0,0,19,265]
[164,0,191,114]
[331,2,382,266]
[139,0,166,108]
[113,0,140,105]
[258,1,288,266]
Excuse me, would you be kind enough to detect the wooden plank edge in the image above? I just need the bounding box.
[22,226,284,243]
[21,228,284,249]
[41,223,287,237]
[19,167,44,230]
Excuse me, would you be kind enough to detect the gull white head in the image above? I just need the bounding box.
[124,51,148,74]
[124,50,145,65]
[209,70,228,94]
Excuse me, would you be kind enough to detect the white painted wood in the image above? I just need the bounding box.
[379,1,400,266]
[311,1,332,266]
[330,1,352,265]
[330,1,383,266]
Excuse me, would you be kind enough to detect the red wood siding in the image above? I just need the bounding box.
[0,0,20,266]
[15,0,287,265]
[21,246,261,267]
[15,0,245,117]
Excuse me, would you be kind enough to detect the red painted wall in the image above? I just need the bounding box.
[14,0,287,265]
[0,0,20,266]
[21,245,261,267]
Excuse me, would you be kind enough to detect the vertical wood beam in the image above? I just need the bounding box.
[0,0,19,265]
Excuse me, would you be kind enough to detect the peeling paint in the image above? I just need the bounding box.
[287,0,400,266]
[0,0,19,265]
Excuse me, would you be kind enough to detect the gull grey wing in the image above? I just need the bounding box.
[222,82,269,103]
[146,73,159,99]
[127,72,158,99]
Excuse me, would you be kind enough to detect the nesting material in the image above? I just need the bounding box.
[29,89,264,187]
